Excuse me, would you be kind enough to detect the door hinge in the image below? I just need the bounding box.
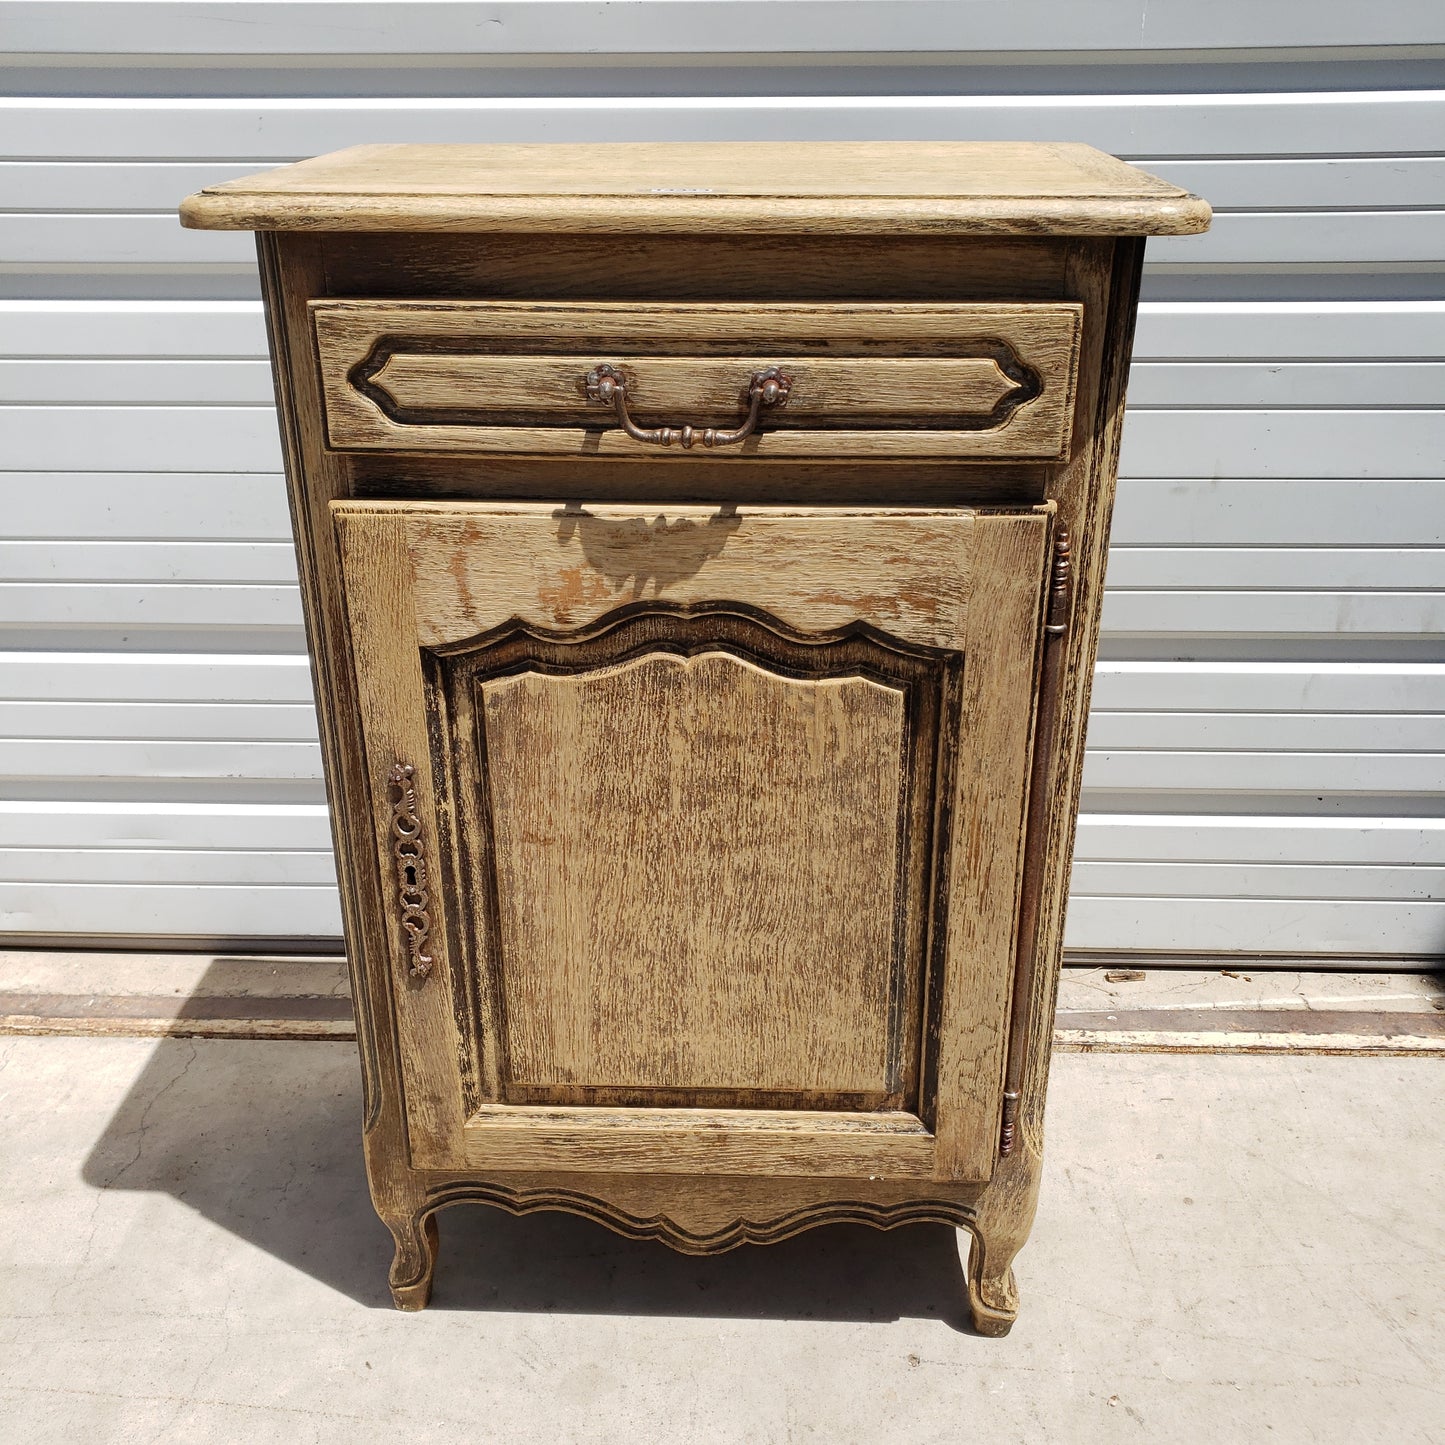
[1044,526,1072,640]
[1000,1091,1020,1157]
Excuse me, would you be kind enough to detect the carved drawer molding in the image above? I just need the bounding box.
[312,300,1084,461]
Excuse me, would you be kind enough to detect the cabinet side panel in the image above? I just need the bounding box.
[1020,240,1146,1144]
[257,236,393,1135]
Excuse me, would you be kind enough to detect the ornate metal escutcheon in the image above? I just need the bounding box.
[386,762,434,980]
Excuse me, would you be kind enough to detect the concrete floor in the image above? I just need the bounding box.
[0,1036,1440,1444]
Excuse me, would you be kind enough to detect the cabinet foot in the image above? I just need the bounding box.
[385,1210,439,1311]
[964,1228,1021,1337]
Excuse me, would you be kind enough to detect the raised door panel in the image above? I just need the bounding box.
[480,647,912,1105]
[333,502,1050,1182]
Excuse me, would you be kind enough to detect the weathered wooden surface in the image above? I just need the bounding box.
[313,299,1083,460]
[181,141,1210,235]
[242,143,1179,1331]
[338,501,975,648]
[333,502,1050,1199]
[482,653,908,1100]
[933,511,1053,1182]
[462,1105,937,1177]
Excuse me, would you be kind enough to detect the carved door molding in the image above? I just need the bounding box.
[428,603,957,1121]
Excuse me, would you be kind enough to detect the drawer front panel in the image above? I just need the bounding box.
[313,300,1082,461]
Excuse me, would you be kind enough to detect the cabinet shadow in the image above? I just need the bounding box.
[82,1007,973,1329]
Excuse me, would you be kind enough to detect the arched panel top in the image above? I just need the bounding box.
[333,500,978,652]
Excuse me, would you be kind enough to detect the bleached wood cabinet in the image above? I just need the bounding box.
[182,142,1208,1334]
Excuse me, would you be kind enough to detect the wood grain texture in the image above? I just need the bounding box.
[259,233,460,1307]
[242,151,1166,1328]
[318,234,1071,306]
[463,1105,935,1177]
[337,501,974,651]
[257,234,394,1140]
[431,600,954,1131]
[370,356,1021,418]
[948,238,1148,1334]
[329,506,467,1169]
[932,510,1052,1181]
[481,653,907,1098]
[181,142,1210,235]
[1025,239,1146,1140]
[332,502,1051,1190]
[414,1170,987,1258]
[313,299,1082,461]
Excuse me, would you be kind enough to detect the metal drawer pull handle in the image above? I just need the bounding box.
[584,364,792,448]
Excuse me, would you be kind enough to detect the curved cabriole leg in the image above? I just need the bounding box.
[965,1225,1020,1337]
[962,1126,1042,1335]
[384,1209,439,1311]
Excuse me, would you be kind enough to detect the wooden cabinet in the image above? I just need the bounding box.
[182,142,1208,1334]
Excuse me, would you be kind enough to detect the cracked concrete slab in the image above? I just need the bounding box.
[0,1036,1440,1444]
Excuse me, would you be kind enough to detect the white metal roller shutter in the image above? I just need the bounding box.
[2,1,1441,959]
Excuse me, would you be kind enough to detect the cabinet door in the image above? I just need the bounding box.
[334,501,1050,1183]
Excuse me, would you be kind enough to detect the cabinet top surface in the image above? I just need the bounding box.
[179,141,1210,236]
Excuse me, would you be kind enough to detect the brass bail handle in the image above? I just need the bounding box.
[584,364,792,448]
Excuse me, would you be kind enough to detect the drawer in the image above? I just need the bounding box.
[312,299,1082,462]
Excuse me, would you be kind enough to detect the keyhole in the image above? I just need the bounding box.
[404,864,418,887]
